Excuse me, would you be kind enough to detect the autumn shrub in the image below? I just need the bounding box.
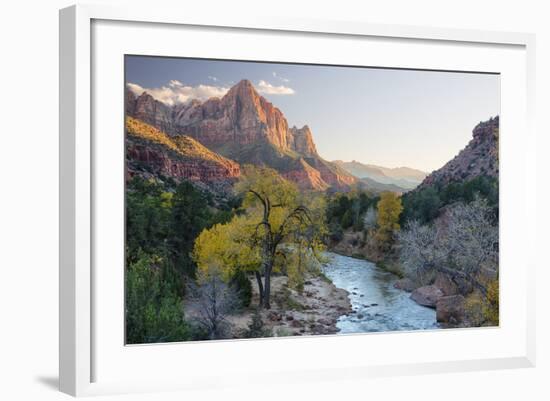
[464,292,485,327]
[483,279,499,326]
[463,279,499,327]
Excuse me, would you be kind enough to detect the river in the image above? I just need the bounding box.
[323,252,438,333]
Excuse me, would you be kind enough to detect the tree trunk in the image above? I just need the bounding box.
[255,271,264,306]
[260,225,273,309]
[263,266,271,309]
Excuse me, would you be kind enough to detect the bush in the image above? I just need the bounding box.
[244,308,273,338]
[341,209,353,229]
[328,222,344,243]
[229,270,253,308]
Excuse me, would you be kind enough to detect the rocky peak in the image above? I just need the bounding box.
[125,87,137,116]
[209,79,291,150]
[173,99,204,127]
[418,116,499,189]
[226,79,256,97]
[289,125,318,156]
[473,116,499,140]
[127,89,174,135]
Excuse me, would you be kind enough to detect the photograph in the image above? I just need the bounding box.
[124,55,500,344]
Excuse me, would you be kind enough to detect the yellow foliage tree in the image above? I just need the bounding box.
[192,214,261,281]
[194,165,327,308]
[375,192,403,250]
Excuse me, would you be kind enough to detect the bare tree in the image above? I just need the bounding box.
[398,197,498,296]
[398,220,442,286]
[443,199,498,279]
[363,206,378,230]
[188,273,240,340]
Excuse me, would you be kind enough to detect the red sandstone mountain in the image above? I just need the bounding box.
[125,116,240,192]
[126,80,355,190]
[417,116,499,189]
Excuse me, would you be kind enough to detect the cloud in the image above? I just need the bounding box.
[208,76,218,82]
[126,80,230,106]
[256,80,295,95]
[272,72,290,83]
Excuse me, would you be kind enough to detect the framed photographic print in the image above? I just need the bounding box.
[59,4,536,396]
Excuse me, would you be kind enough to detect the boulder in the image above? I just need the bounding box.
[267,311,282,322]
[394,278,416,292]
[434,273,458,296]
[317,318,337,326]
[436,295,465,324]
[410,285,444,308]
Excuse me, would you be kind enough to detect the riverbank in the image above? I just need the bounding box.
[329,229,404,278]
[226,274,353,337]
[323,252,438,333]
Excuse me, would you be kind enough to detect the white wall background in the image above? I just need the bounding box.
[0,0,547,400]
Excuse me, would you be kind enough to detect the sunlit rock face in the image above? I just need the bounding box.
[125,117,240,192]
[126,80,356,190]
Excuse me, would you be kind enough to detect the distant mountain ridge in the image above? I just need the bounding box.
[126,79,356,190]
[356,177,410,194]
[333,160,427,191]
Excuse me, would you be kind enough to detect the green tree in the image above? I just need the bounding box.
[126,178,172,262]
[401,186,441,224]
[126,252,191,344]
[341,209,353,229]
[167,181,212,282]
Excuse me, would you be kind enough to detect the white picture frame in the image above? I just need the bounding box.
[59,4,536,397]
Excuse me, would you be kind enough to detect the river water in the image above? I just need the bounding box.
[323,252,438,333]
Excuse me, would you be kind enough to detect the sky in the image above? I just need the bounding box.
[125,56,500,173]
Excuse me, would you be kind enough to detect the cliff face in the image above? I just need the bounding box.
[125,117,240,190]
[289,125,318,157]
[126,80,356,190]
[168,80,295,152]
[418,116,499,189]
